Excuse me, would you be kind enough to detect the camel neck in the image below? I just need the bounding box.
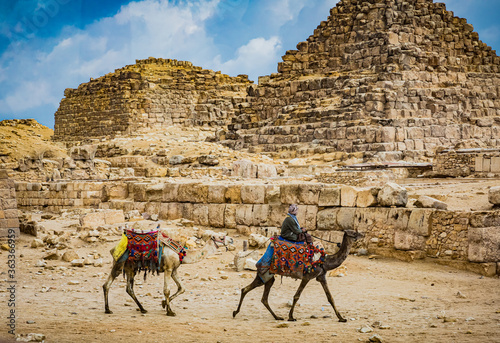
[324,234,352,271]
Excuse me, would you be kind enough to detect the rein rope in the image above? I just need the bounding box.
[309,234,342,248]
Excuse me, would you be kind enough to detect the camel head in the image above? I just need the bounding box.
[344,230,364,241]
[210,233,234,248]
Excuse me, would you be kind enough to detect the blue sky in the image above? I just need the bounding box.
[0,0,499,129]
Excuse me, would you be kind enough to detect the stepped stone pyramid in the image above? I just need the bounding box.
[222,0,500,160]
[54,58,252,141]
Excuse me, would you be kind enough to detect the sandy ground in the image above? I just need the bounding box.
[1,228,499,343]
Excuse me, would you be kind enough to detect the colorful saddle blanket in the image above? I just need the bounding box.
[160,232,187,263]
[125,230,159,273]
[268,237,325,277]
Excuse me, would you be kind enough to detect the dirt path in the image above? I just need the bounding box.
[2,232,500,343]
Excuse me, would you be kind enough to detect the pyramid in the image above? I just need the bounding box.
[222,0,500,161]
[53,58,252,142]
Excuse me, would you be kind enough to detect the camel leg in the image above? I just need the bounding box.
[317,275,346,322]
[102,261,123,314]
[162,269,176,316]
[288,278,310,321]
[168,268,185,302]
[233,274,266,318]
[125,267,147,313]
[261,276,284,320]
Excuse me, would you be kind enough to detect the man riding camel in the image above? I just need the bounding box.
[280,204,312,244]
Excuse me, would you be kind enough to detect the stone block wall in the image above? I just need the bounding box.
[14,180,500,275]
[434,148,500,177]
[54,58,252,141]
[0,170,19,237]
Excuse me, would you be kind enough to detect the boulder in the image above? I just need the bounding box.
[488,186,500,205]
[377,182,408,207]
[62,250,79,262]
[248,233,269,248]
[233,250,259,272]
[43,249,60,260]
[232,159,257,178]
[414,195,448,210]
[198,155,219,166]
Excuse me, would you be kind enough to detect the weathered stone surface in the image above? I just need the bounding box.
[488,186,500,205]
[280,183,322,205]
[80,212,105,227]
[208,185,227,203]
[377,183,408,207]
[241,184,266,204]
[257,164,278,178]
[336,208,356,230]
[62,250,79,262]
[232,160,257,178]
[394,230,426,251]
[340,186,358,207]
[317,208,339,231]
[192,204,209,226]
[104,210,125,225]
[356,187,379,208]
[468,227,500,262]
[414,196,448,210]
[407,209,434,236]
[198,155,219,166]
[177,183,208,203]
[318,186,340,207]
[225,185,242,204]
[208,204,225,228]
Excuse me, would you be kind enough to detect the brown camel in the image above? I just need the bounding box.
[233,229,364,322]
[103,233,233,316]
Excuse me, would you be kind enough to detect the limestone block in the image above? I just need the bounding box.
[407,209,434,236]
[414,196,447,210]
[264,185,281,204]
[225,185,242,204]
[354,208,387,233]
[340,186,358,207]
[475,156,483,172]
[299,205,318,231]
[491,157,500,173]
[394,230,426,251]
[318,186,341,207]
[386,208,411,230]
[257,164,278,178]
[224,204,237,229]
[232,159,257,178]
[488,186,500,205]
[356,187,379,207]
[268,205,288,227]
[252,205,270,226]
[144,202,160,216]
[316,208,339,230]
[337,208,356,230]
[193,204,209,226]
[163,183,179,202]
[377,182,408,207]
[105,184,128,200]
[241,184,266,204]
[177,183,208,203]
[181,203,194,221]
[104,210,125,225]
[80,212,105,227]
[208,204,225,228]
[483,158,491,172]
[70,145,97,160]
[208,185,227,203]
[160,203,182,220]
[280,183,322,205]
[236,205,253,226]
[146,184,164,202]
[468,227,500,262]
[132,183,149,202]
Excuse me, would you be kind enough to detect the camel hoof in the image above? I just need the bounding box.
[105,310,113,314]
[232,311,238,318]
[275,317,284,321]
[287,318,296,322]
[140,309,148,314]
[167,311,176,317]
[339,318,347,323]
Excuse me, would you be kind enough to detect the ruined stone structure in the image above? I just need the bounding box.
[222,0,500,160]
[434,148,500,177]
[0,170,19,237]
[54,58,252,141]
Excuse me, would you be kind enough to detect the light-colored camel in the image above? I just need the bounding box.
[103,233,233,316]
[233,229,364,322]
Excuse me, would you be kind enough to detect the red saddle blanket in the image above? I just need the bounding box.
[269,238,325,277]
[126,230,159,270]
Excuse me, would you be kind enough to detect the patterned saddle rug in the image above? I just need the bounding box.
[268,237,325,277]
[125,230,160,275]
[159,232,187,263]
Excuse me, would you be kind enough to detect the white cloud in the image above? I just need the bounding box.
[215,36,282,80]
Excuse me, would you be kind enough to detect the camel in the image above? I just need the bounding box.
[233,229,364,322]
[103,232,233,316]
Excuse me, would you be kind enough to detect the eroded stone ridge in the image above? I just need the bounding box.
[54,58,252,141]
[223,0,500,160]
[0,169,19,237]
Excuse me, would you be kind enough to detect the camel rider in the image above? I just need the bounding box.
[280,204,311,243]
